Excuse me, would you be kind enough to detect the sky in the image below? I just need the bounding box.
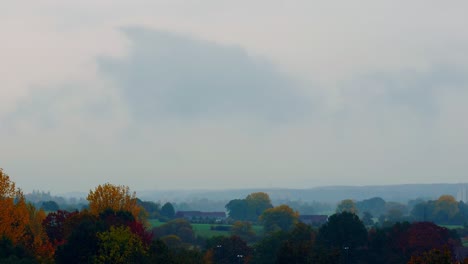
[1,1,468,193]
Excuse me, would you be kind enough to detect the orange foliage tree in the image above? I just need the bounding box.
[0,168,54,263]
[0,168,29,244]
[87,183,143,220]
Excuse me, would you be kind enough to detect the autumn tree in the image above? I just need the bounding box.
[87,183,143,220]
[259,205,299,233]
[231,221,256,242]
[246,192,273,219]
[407,247,453,264]
[0,168,29,245]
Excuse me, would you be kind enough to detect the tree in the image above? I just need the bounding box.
[0,169,29,245]
[43,210,79,246]
[407,247,453,264]
[361,211,374,226]
[161,202,175,220]
[87,183,142,220]
[259,205,299,233]
[231,221,255,242]
[317,212,367,249]
[152,219,195,245]
[434,195,460,224]
[205,236,252,264]
[41,201,59,211]
[276,223,316,264]
[356,197,386,217]
[225,199,248,220]
[225,192,273,222]
[245,192,273,219]
[95,226,147,264]
[336,199,358,214]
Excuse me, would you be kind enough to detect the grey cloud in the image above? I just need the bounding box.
[340,66,468,117]
[98,28,309,122]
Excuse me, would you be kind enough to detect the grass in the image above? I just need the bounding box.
[440,225,464,230]
[148,219,264,238]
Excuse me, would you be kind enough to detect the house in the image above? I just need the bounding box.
[175,211,226,222]
[299,215,328,226]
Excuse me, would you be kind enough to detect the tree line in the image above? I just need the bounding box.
[1,168,468,263]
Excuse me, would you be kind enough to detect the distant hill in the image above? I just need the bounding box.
[136,183,468,204]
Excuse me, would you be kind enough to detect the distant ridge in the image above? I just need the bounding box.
[135,183,466,203]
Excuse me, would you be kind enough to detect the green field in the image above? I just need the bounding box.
[149,219,263,238]
[440,225,464,230]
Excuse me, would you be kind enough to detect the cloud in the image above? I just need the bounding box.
[98,28,309,122]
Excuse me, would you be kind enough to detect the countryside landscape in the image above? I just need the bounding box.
[2,1,468,263]
[1,168,468,263]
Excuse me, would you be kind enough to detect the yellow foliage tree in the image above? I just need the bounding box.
[259,204,299,233]
[95,226,147,264]
[435,195,459,218]
[87,183,143,220]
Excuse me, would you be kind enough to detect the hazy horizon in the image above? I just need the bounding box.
[1,1,468,193]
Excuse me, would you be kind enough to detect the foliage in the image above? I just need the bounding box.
[87,183,142,220]
[407,247,453,264]
[276,223,316,264]
[153,218,195,244]
[361,211,374,226]
[317,211,367,250]
[40,201,59,212]
[42,210,79,246]
[259,205,299,233]
[410,195,468,225]
[160,202,175,220]
[205,236,252,264]
[336,199,358,214]
[95,226,147,264]
[356,197,386,217]
[138,200,160,219]
[225,192,273,222]
[231,221,256,242]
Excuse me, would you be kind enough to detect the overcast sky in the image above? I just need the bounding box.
[1,1,468,193]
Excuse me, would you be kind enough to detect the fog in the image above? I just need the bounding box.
[1,1,468,193]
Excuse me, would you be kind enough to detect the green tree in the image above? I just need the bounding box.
[225,199,248,220]
[41,201,59,211]
[356,197,386,217]
[317,212,367,250]
[226,192,273,222]
[161,202,175,220]
[259,205,299,233]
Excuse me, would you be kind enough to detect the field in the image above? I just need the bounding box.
[148,219,263,238]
